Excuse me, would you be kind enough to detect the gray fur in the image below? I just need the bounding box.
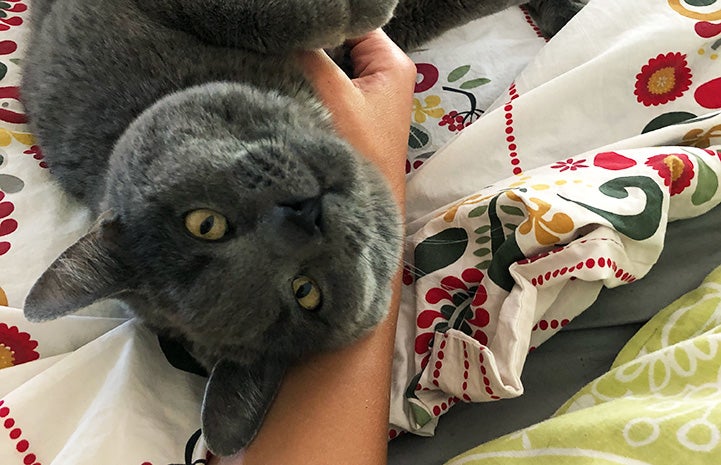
[387,0,587,49]
[526,0,589,39]
[21,0,585,456]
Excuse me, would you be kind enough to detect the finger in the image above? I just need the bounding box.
[346,29,414,81]
[295,49,360,104]
[295,48,364,137]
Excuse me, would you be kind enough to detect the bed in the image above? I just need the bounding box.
[1,0,721,464]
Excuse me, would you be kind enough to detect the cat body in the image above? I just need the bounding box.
[21,0,585,456]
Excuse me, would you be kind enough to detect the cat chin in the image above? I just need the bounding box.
[145,319,269,369]
[191,343,266,371]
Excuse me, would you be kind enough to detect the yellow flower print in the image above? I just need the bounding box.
[507,192,574,245]
[682,125,721,149]
[508,175,532,188]
[0,128,34,147]
[412,95,445,124]
[442,193,495,222]
[668,0,721,21]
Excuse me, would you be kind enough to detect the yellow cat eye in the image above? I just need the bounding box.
[184,209,228,241]
[291,276,322,311]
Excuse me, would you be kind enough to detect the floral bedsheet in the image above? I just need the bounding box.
[446,263,721,464]
[391,0,721,437]
[0,0,720,463]
[393,143,721,437]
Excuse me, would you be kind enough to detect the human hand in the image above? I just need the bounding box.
[210,30,412,465]
[297,29,416,207]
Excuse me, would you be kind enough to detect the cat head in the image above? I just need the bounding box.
[24,83,402,367]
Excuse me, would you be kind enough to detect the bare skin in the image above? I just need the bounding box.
[210,29,415,465]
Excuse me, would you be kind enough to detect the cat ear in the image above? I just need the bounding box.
[202,358,286,456]
[24,211,131,322]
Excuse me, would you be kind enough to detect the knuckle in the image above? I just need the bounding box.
[397,55,417,82]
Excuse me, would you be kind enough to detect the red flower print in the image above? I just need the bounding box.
[0,1,26,31]
[634,52,692,107]
[695,77,721,110]
[695,21,721,39]
[415,63,439,93]
[402,265,415,286]
[0,86,27,125]
[551,158,589,172]
[0,190,17,256]
[439,111,472,133]
[406,156,429,175]
[0,39,16,56]
[0,40,16,81]
[645,153,695,195]
[414,268,490,368]
[23,145,48,169]
[593,151,638,171]
[0,323,39,369]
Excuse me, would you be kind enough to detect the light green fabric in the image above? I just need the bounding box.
[446,265,721,464]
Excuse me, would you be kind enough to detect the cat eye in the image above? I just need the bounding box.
[184,209,228,241]
[291,276,322,311]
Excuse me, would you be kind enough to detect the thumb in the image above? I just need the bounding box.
[346,29,414,84]
[296,49,363,109]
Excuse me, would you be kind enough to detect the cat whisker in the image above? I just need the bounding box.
[408,239,470,245]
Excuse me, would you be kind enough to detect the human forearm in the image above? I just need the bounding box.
[212,29,414,465]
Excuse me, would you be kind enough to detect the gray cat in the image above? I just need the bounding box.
[21,0,585,457]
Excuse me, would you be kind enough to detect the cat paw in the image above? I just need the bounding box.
[527,0,588,38]
[279,0,398,50]
[346,0,399,38]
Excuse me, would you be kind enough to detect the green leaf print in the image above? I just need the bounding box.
[473,247,491,257]
[410,403,432,428]
[488,195,507,254]
[561,176,664,241]
[469,205,489,218]
[488,234,525,291]
[409,124,431,149]
[460,78,491,90]
[500,205,525,217]
[691,155,719,206]
[448,65,471,82]
[641,111,697,134]
[414,228,469,279]
[404,372,423,400]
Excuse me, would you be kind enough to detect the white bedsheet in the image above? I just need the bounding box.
[0,0,720,463]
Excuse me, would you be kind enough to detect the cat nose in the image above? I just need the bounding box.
[275,196,323,236]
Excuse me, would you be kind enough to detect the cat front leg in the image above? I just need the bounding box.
[201,358,286,456]
[527,0,588,38]
[137,0,399,54]
[385,0,527,50]
[385,0,588,50]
